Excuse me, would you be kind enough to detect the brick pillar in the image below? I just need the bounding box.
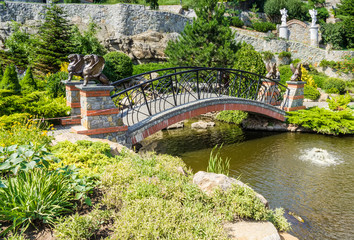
[61,81,83,125]
[282,81,306,111]
[258,79,281,106]
[71,85,128,143]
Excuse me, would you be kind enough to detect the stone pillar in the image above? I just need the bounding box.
[258,79,281,106]
[282,81,306,111]
[279,26,289,40]
[310,26,319,47]
[71,84,128,143]
[61,81,83,125]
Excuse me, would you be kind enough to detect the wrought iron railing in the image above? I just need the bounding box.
[111,67,289,126]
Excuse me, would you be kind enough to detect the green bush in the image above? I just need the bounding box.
[264,0,286,22]
[229,16,244,27]
[304,85,320,100]
[0,89,18,97]
[312,73,327,88]
[287,107,354,135]
[327,93,351,111]
[20,66,37,93]
[50,140,115,176]
[323,77,346,94]
[45,71,67,98]
[233,42,266,75]
[252,21,276,32]
[264,0,308,22]
[0,64,21,91]
[0,113,30,129]
[261,51,274,62]
[278,51,291,59]
[103,51,133,82]
[278,65,292,84]
[132,62,174,76]
[0,168,74,235]
[216,110,248,125]
[320,22,346,50]
[319,58,353,74]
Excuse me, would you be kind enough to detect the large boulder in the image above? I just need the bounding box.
[191,121,215,129]
[193,171,268,207]
[224,221,281,240]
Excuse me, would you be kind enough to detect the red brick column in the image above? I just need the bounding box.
[283,81,306,111]
[61,81,83,125]
[71,85,127,143]
[257,79,281,106]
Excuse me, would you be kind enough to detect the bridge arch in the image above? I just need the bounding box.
[127,98,286,144]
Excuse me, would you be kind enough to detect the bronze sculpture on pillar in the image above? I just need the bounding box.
[66,54,110,86]
[290,63,302,81]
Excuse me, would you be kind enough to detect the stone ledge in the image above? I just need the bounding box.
[76,84,114,92]
[80,91,112,97]
[61,117,81,126]
[71,125,128,135]
[283,95,304,100]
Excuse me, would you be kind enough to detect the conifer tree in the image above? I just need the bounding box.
[0,64,21,91]
[34,4,73,73]
[165,0,240,68]
[21,66,37,93]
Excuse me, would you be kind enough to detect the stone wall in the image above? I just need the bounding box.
[233,27,354,65]
[287,19,311,45]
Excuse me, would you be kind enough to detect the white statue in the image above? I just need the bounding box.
[309,9,318,27]
[280,8,288,26]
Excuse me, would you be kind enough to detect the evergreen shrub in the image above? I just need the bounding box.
[261,51,274,62]
[132,62,174,76]
[323,77,346,94]
[327,93,351,111]
[252,21,276,32]
[20,66,37,93]
[278,51,291,59]
[304,85,320,100]
[45,71,67,98]
[103,52,133,82]
[233,43,266,75]
[216,110,248,125]
[0,64,21,91]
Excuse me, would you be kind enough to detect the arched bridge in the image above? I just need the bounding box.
[110,67,289,144]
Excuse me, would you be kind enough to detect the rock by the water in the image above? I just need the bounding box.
[224,221,281,240]
[279,232,299,240]
[193,171,268,207]
[191,121,215,129]
[167,121,184,129]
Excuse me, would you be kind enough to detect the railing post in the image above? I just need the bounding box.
[196,70,200,99]
[141,86,152,116]
[170,76,177,106]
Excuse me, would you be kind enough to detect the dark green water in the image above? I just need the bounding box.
[141,119,354,240]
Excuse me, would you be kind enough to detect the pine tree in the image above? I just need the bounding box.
[165,0,240,68]
[0,64,21,91]
[34,4,73,73]
[21,66,37,93]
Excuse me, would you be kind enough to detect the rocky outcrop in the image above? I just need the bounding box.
[107,30,179,63]
[224,221,281,240]
[166,121,184,129]
[193,171,268,207]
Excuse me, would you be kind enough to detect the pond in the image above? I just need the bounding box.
[140,119,354,240]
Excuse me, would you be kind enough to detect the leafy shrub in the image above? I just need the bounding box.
[278,51,291,59]
[312,73,327,88]
[0,119,53,147]
[132,62,174,76]
[51,140,115,176]
[0,113,30,129]
[314,7,329,22]
[264,0,286,22]
[291,59,301,65]
[216,110,248,124]
[279,65,293,83]
[0,168,74,235]
[0,64,21,91]
[252,21,276,32]
[207,145,230,176]
[320,22,346,50]
[323,77,346,94]
[20,66,37,93]
[103,52,133,83]
[233,42,266,75]
[0,89,18,98]
[261,51,274,62]
[287,107,354,135]
[304,85,320,100]
[301,66,317,87]
[229,16,244,27]
[0,144,58,173]
[264,0,308,22]
[327,93,351,111]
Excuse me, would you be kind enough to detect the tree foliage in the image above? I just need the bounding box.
[0,64,21,91]
[103,52,133,82]
[233,43,266,75]
[34,4,73,73]
[20,66,37,93]
[165,0,240,68]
